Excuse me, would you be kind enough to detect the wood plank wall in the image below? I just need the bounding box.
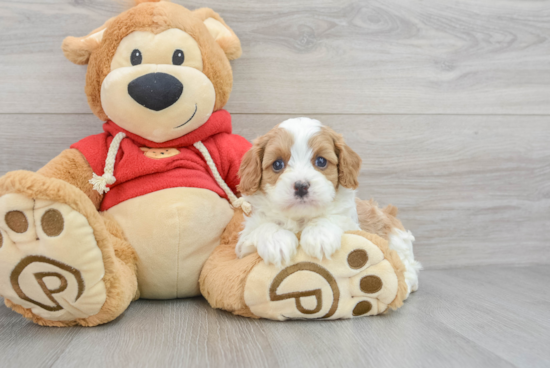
[0,0,548,268]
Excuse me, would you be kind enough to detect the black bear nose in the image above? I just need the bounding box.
[127,72,183,111]
[294,181,310,198]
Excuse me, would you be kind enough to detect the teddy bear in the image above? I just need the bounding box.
[0,0,412,326]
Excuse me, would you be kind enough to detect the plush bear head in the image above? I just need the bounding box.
[62,0,241,143]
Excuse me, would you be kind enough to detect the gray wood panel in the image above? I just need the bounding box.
[1,0,550,114]
[0,265,548,367]
[1,113,549,269]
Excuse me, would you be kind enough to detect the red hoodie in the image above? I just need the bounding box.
[71,110,252,211]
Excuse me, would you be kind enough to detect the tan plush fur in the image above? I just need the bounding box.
[0,171,138,326]
[61,36,101,65]
[192,8,243,60]
[61,20,113,65]
[63,0,239,120]
[199,210,262,318]
[134,0,162,5]
[37,149,104,210]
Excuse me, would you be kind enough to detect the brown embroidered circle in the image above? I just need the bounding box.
[269,262,340,319]
[5,211,28,233]
[352,301,372,316]
[0,232,3,248]
[41,209,64,237]
[360,275,383,294]
[347,249,368,269]
[10,255,85,312]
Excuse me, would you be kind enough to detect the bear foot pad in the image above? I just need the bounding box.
[244,233,399,320]
[0,194,106,321]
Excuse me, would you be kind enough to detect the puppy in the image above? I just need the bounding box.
[236,117,362,266]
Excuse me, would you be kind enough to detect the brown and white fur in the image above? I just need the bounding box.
[236,117,362,267]
[236,118,422,297]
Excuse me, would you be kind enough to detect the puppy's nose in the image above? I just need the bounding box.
[128,72,183,111]
[294,181,310,198]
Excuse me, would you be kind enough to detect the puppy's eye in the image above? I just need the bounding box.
[131,49,142,66]
[315,156,328,169]
[172,49,185,65]
[272,159,285,173]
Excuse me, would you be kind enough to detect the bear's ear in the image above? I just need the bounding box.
[193,8,242,60]
[134,0,162,4]
[61,25,107,65]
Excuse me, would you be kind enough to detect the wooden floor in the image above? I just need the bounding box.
[1,265,548,368]
[1,0,549,366]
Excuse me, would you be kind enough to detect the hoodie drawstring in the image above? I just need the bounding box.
[89,132,126,195]
[193,141,251,215]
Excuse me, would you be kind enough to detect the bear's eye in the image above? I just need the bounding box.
[131,49,142,66]
[315,156,328,169]
[272,159,285,173]
[172,49,185,65]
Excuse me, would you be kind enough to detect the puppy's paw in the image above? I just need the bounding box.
[236,235,257,259]
[256,228,298,268]
[301,221,343,260]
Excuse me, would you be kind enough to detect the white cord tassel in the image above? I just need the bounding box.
[90,132,126,195]
[193,141,252,215]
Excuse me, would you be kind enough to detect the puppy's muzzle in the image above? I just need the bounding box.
[294,181,310,198]
[128,72,183,111]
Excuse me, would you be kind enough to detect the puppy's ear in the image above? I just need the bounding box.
[238,135,268,195]
[61,24,108,65]
[193,8,242,60]
[327,128,362,189]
